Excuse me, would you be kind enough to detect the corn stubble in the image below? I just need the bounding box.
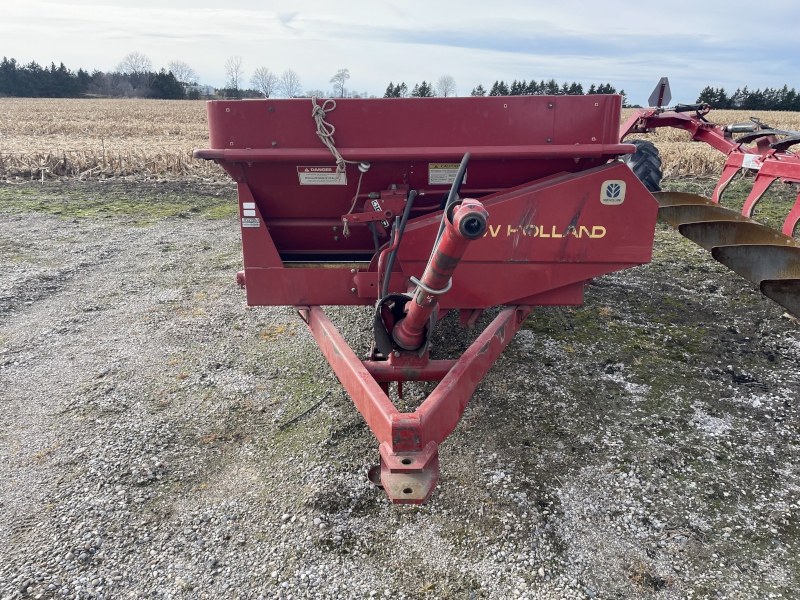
[1,99,799,181]
[0,98,221,180]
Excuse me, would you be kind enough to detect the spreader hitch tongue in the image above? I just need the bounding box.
[392,200,489,350]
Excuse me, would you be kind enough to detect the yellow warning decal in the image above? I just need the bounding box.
[428,163,467,186]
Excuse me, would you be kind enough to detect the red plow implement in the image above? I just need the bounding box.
[195,95,659,503]
[621,79,800,316]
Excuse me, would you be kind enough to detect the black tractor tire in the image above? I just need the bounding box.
[622,139,662,192]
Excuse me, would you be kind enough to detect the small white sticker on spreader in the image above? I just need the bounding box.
[241,217,260,228]
[428,163,467,186]
[297,166,347,185]
[600,180,626,205]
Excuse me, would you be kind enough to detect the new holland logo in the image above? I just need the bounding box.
[600,180,626,205]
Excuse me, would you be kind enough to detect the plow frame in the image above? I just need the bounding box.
[620,106,800,236]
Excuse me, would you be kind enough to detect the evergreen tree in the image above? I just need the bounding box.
[526,80,540,95]
[697,86,730,108]
[77,68,91,90]
[471,84,486,96]
[411,81,434,97]
[587,84,597,95]
[151,70,185,99]
[778,86,799,111]
[384,82,396,98]
[567,82,583,95]
[545,79,559,95]
[488,81,500,96]
[497,80,509,96]
[697,86,715,105]
[742,87,764,110]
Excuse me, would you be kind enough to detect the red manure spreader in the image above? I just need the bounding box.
[194,84,799,503]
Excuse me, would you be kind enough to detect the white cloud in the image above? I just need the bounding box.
[1,0,799,102]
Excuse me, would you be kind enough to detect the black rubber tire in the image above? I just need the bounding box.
[622,139,662,192]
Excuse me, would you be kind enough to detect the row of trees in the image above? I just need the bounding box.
[0,53,368,100]
[3,52,799,109]
[478,80,620,97]
[242,62,371,99]
[384,77,629,105]
[697,85,800,111]
[470,79,627,105]
[0,53,192,99]
[384,75,457,98]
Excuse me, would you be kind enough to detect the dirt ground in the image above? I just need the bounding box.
[0,177,798,600]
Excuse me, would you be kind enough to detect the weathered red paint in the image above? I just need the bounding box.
[195,95,660,502]
[393,200,490,350]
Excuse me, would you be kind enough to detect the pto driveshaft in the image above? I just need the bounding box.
[392,200,489,350]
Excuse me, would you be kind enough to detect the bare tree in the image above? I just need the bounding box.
[436,75,457,98]
[330,68,350,98]
[117,51,152,75]
[278,69,302,98]
[167,60,198,87]
[224,55,245,91]
[251,66,278,98]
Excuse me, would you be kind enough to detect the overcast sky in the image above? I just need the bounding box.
[2,0,799,103]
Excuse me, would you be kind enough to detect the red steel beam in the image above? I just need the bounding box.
[302,304,531,451]
[194,144,635,163]
[415,305,531,446]
[362,360,457,382]
[299,306,398,447]
[299,304,532,503]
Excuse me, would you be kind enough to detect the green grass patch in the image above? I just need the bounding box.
[0,184,237,225]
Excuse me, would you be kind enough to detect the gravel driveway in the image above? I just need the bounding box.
[1,180,798,600]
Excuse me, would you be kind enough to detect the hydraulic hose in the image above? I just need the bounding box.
[380,189,417,299]
[427,153,470,269]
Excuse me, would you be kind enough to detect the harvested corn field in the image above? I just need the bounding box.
[0,98,222,180]
[1,99,799,181]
